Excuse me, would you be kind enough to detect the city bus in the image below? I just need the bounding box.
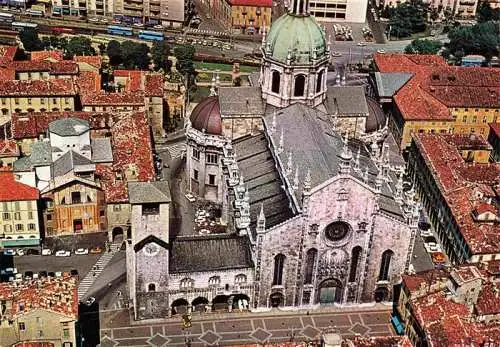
[0,12,15,23]
[107,25,133,36]
[26,9,44,17]
[52,27,74,35]
[11,22,39,31]
[138,30,164,41]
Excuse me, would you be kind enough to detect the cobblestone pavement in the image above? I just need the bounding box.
[100,306,394,346]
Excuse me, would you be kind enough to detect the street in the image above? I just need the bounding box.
[99,306,395,346]
[13,253,101,278]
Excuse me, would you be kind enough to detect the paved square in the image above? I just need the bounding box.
[350,322,370,336]
[214,319,253,333]
[147,333,170,347]
[301,325,321,339]
[99,336,118,347]
[250,327,272,343]
[199,330,222,345]
[264,317,303,330]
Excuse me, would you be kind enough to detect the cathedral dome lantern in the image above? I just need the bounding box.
[189,96,222,136]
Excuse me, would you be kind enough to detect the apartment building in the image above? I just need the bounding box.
[373,54,499,150]
[226,0,272,34]
[310,0,368,23]
[0,276,78,347]
[112,0,184,27]
[380,0,478,17]
[0,171,41,248]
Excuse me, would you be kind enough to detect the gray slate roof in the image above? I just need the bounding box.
[169,234,253,273]
[91,138,113,163]
[53,150,94,177]
[374,72,412,98]
[128,181,171,204]
[218,87,264,116]
[365,97,387,133]
[325,86,369,116]
[233,133,295,231]
[49,118,90,137]
[248,72,260,87]
[13,156,32,172]
[29,141,52,167]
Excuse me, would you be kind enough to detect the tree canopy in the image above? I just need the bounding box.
[405,38,442,54]
[476,1,500,22]
[64,36,96,59]
[120,41,150,70]
[106,40,122,66]
[446,21,499,61]
[151,41,172,72]
[387,0,428,39]
[173,44,196,85]
[19,28,43,52]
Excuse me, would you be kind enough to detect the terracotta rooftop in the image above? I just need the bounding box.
[30,50,63,62]
[444,133,491,150]
[0,139,19,158]
[144,73,164,97]
[114,69,143,92]
[11,60,78,75]
[402,269,449,292]
[453,265,483,283]
[374,54,499,121]
[341,336,412,347]
[226,0,272,6]
[476,283,500,316]
[487,259,500,276]
[0,275,77,319]
[74,55,102,69]
[0,79,76,96]
[80,91,145,106]
[14,343,54,347]
[95,112,155,203]
[75,71,101,94]
[0,45,17,63]
[0,171,39,201]
[0,67,15,80]
[11,111,115,139]
[413,133,499,255]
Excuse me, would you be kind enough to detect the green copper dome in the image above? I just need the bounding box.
[265,13,327,65]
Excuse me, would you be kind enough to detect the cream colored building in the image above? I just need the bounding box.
[0,171,40,248]
[310,0,368,23]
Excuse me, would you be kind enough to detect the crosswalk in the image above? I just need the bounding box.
[166,143,186,159]
[77,242,122,300]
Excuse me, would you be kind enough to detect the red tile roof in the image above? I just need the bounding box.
[95,112,155,203]
[30,50,63,62]
[0,45,17,63]
[0,79,76,96]
[11,60,78,75]
[114,69,143,91]
[80,91,145,106]
[226,0,272,6]
[0,171,39,201]
[75,71,101,94]
[74,55,102,69]
[0,276,77,319]
[414,133,499,254]
[11,111,115,139]
[445,133,490,150]
[0,67,15,80]
[15,343,55,347]
[374,54,499,121]
[487,259,500,276]
[0,139,19,158]
[145,73,164,97]
[476,283,500,316]
[402,269,448,292]
[341,336,412,347]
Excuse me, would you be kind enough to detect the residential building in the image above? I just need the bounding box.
[73,56,103,73]
[0,171,40,248]
[12,61,79,81]
[408,133,500,264]
[373,54,499,150]
[380,0,478,17]
[0,275,78,347]
[51,0,88,17]
[397,265,500,346]
[227,0,272,34]
[210,0,232,29]
[112,0,184,28]
[0,139,20,167]
[309,0,368,23]
[488,122,500,162]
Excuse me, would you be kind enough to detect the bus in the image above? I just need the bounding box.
[138,30,164,41]
[26,9,44,17]
[52,27,74,35]
[107,25,133,36]
[11,22,38,31]
[0,12,15,23]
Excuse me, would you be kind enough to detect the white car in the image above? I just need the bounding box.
[41,249,52,256]
[74,248,89,255]
[85,297,96,306]
[154,24,163,30]
[357,42,367,46]
[16,249,25,256]
[88,17,100,23]
[332,51,342,57]
[377,49,386,54]
[55,250,71,257]
[133,23,144,28]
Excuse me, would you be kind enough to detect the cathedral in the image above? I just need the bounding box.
[126,0,419,320]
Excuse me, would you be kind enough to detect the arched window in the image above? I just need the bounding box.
[378,250,394,281]
[235,274,247,283]
[273,254,285,285]
[148,283,156,292]
[349,246,362,282]
[294,75,306,97]
[316,70,324,93]
[208,276,220,286]
[180,278,194,289]
[304,248,317,284]
[271,70,280,94]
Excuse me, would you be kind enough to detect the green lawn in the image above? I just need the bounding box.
[195,61,259,73]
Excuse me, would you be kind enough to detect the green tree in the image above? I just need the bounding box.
[64,36,95,59]
[151,41,172,72]
[447,21,499,61]
[388,0,428,39]
[173,44,196,85]
[121,41,150,69]
[19,28,43,52]
[106,40,122,66]
[477,1,500,22]
[405,38,442,54]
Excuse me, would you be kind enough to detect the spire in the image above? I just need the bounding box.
[261,22,267,49]
[286,151,293,175]
[353,147,361,172]
[339,133,352,175]
[303,168,311,192]
[286,49,293,64]
[335,73,340,85]
[278,128,284,154]
[257,203,266,233]
[293,167,299,190]
[271,110,277,134]
[209,73,217,96]
[375,168,383,192]
[363,167,369,183]
[395,173,404,203]
[288,0,310,15]
[216,72,221,88]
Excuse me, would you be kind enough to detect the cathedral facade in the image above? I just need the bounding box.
[127,0,417,320]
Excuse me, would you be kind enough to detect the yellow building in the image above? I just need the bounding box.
[227,0,272,34]
[0,171,40,248]
[0,79,77,127]
[0,276,78,347]
[373,54,500,150]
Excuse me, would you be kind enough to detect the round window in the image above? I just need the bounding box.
[324,222,350,242]
[143,243,159,256]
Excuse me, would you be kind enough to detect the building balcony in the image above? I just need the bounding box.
[123,3,143,10]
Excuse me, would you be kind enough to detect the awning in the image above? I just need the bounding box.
[1,238,40,247]
[391,315,404,335]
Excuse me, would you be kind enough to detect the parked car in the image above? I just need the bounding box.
[70,269,79,277]
[26,249,40,255]
[48,271,55,277]
[377,49,386,54]
[55,250,71,257]
[88,17,99,23]
[75,248,89,255]
[133,23,144,28]
[15,249,24,256]
[39,271,48,277]
[357,42,367,46]
[153,24,163,30]
[41,249,52,256]
[85,297,96,306]
[3,249,15,256]
[90,247,103,254]
[332,51,342,57]
[24,271,33,280]
[55,271,62,277]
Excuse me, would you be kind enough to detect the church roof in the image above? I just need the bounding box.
[325,86,369,116]
[169,234,254,273]
[233,133,295,231]
[373,72,413,98]
[189,96,222,135]
[53,150,94,177]
[49,117,90,137]
[218,87,264,116]
[128,181,171,204]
